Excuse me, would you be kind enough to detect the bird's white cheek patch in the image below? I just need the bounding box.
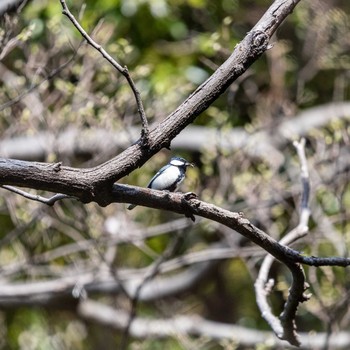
[170,159,185,166]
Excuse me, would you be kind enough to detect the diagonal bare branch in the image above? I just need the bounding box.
[59,0,149,145]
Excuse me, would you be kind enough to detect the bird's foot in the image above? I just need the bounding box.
[181,192,198,222]
[184,191,197,200]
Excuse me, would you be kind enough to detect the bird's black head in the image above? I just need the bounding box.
[170,157,194,168]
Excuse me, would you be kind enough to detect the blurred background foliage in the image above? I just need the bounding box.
[1,0,350,349]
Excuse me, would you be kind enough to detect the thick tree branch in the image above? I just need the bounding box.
[0,160,348,269]
[1,160,349,270]
[110,184,350,267]
[0,158,96,203]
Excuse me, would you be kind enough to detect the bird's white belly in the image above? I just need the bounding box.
[150,167,181,190]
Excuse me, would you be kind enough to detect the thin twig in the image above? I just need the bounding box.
[255,138,311,346]
[59,0,149,145]
[1,185,73,205]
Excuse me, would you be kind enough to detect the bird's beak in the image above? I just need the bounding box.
[186,162,195,167]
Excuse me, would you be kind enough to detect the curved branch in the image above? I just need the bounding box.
[255,139,312,345]
[109,184,350,268]
[0,161,348,270]
[1,161,349,270]
[1,185,73,205]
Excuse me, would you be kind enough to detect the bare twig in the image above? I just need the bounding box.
[255,138,311,345]
[1,185,73,205]
[59,0,149,145]
[0,155,349,270]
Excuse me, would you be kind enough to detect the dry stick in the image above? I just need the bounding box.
[59,0,149,145]
[1,185,73,205]
[255,139,311,346]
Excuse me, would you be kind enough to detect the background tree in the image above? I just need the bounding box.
[1,0,350,349]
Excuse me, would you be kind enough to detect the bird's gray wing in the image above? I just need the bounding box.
[147,164,171,188]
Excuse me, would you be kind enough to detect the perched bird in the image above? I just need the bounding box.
[128,156,194,210]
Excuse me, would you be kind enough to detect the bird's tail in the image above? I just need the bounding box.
[127,204,137,210]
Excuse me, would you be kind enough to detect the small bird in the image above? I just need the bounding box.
[128,156,194,210]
